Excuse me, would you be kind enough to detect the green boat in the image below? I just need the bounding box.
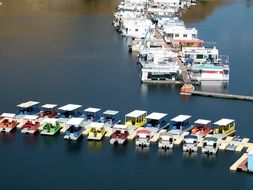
[40,118,61,136]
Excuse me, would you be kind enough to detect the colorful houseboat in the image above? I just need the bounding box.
[21,115,40,134]
[110,124,129,145]
[87,122,106,141]
[83,107,101,122]
[57,104,82,119]
[135,129,151,147]
[183,134,198,153]
[16,101,40,117]
[0,113,18,133]
[125,110,147,127]
[169,115,193,135]
[145,112,169,132]
[40,118,61,136]
[64,118,84,141]
[100,110,120,127]
[38,104,57,118]
[158,132,174,150]
[191,119,212,138]
[201,135,220,155]
[213,118,236,139]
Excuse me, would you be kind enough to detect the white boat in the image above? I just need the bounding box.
[110,124,129,145]
[135,129,151,147]
[64,118,84,141]
[183,134,198,153]
[201,135,220,155]
[158,132,174,150]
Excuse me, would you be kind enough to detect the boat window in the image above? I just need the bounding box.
[175,34,179,37]
[135,28,138,32]
[183,34,187,38]
[196,54,204,59]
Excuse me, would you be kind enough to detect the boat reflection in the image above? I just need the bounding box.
[158,148,173,157]
[87,140,105,151]
[198,81,228,93]
[182,151,198,158]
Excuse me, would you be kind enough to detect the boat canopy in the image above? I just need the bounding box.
[41,104,57,109]
[43,118,58,125]
[137,129,151,134]
[171,115,191,122]
[159,132,173,137]
[184,134,198,139]
[103,110,119,116]
[113,124,127,130]
[17,101,40,108]
[125,110,147,118]
[24,115,39,120]
[58,104,82,112]
[66,118,84,126]
[214,118,234,126]
[204,136,218,142]
[1,113,16,118]
[84,107,101,113]
[194,119,211,125]
[146,112,167,120]
[89,122,104,129]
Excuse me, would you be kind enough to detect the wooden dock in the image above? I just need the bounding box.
[230,153,248,171]
[191,90,253,101]
[150,129,167,143]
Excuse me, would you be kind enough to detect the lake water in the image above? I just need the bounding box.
[0,0,253,189]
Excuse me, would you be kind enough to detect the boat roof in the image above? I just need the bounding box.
[1,113,16,118]
[89,122,104,129]
[24,115,39,120]
[137,129,151,134]
[113,124,127,130]
[84,107,101,113]
[184,134,198,139]
[103,110,119,116]
[125,110,146,118]
[193,65,224,70]
[43,118,58,124]
[204,136,218,142]
[58,104,82,112]
[214,118,234,126]
[194,119,211,125]
[17,101,40,108]
[171,115,191,122]
[66,118,84,126]
[41,104,57,109]
[146,112,167,120]
[159,132,173,137]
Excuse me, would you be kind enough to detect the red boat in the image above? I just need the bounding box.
[0,113,18,133]
[38,104,58,118]
[21,115,40,134]
[110,125,129,145]
[191,119,212,137]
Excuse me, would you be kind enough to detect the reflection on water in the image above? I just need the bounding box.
[182,151,198,159]
[135,146,150,156]
[158,149,173,157]
[0,133,15,144]
[65,138,84,153]
[21,133,40,147]
[196,81,229,93]
[87,140,105,151]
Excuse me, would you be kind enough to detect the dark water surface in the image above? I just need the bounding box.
[0,0,253,189]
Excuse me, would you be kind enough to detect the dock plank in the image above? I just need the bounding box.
[230,153,248,171]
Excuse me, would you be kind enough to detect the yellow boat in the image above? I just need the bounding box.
[125,110,147,127]
[213,118,236,138]
[87,122,105,141]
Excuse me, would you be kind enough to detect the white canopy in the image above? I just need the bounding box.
[171,115,191,122]
[214,118,234,126]
[103,110,119,116]
[146,112,167,120]
[43,118,58,125]
[24,115,39,120]
[17,101,40,108]
[89,122,104,129]
[125,110,146,118]
[58,104,82,112]
[113,124,127,130]
[1,113,16,118]
[194,119,211,125]
[66,118,84,126]
[41,104,57,109]
[84,107,101,113]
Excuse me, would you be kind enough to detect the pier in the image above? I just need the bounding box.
[191,90,253,101]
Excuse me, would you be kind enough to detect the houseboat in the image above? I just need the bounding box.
[145,112,169,132]
[40,118,61,136]
[158,132,174,150]
[100,110,120,127]
[183,134,198,153]
[213,118,236,139]
[135,129,151,147]
[110,124,129,145]
[38,104,57,118]
[16,101,40,117]
[201,135,220,155]
[0,113,18,133]
[191,119,212,138]
[87,122,106,141]
[64,118,84,141]
[169,115,193,135]
[125,110,147,127]
[57,104,82,120]
[21,115,40,134]
[83,107,101,122]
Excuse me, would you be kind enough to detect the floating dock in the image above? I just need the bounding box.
[230,153,248,171]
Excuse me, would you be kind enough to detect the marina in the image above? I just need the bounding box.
[1,0,253,189]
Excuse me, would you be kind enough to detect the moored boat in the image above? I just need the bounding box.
[64,118,84,141]
[125,110,147,128]
[110,124,129,145]
[213,118,236,139]
[40,118,61,136]
[168,114,193,136]
[191,119,212,138]
[100,110,120,128]
[183,134,198,153]
[87,122,106,141]
[21,115,40,134]
[0,113,18,133]
[201,135,220,155]
[158,132,173,150]
[135,129,151,147]
[38,104,57,118]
